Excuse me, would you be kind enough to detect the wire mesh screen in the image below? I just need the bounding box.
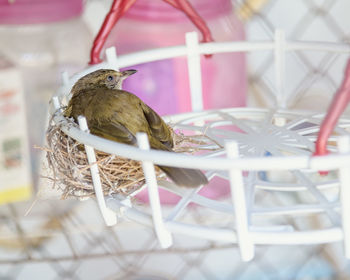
[243,0,350,111]
[1,0,350,279]
[2,199,349,279]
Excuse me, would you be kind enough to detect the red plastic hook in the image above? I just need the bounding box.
[89,0,136,65]
[313,59,350,174]
[89,0,214,65]
[163,0,214,44]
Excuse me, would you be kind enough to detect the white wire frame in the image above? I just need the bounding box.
[51,30,350,261]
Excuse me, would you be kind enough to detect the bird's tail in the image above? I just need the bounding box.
[150,138,208,187]
[159,166,208,188]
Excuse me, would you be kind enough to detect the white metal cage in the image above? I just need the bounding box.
[49,30,350,262]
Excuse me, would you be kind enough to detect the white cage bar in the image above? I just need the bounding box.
[136,133,173,248]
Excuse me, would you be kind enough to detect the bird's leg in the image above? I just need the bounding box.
[89,0,137,65]
[163,0,213,47]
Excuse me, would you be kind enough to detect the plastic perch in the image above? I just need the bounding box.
[314,59,350,175]
[77,116,117,226]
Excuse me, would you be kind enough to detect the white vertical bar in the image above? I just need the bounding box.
[51,96,60,111]
[136,133,173,248]
[61,71,70,86]
[274,29,287,108]
[226,141,254,261]
[186,32,204,112]
[60,71,71,103]
[338,136,350,258]
[105,47,119,70]
[50,96,63,116]
[77,116,117,226]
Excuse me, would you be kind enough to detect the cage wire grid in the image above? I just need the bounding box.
[2,1,350,279]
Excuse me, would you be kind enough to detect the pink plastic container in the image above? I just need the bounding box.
[105,0,246,115]
[0,0,83,24]
[105,0,247,203]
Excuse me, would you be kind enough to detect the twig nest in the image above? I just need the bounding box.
[43,117,212,200]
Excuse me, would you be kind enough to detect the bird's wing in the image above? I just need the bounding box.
[89,120,137,145]
[68,87,172,148]
[140,102,174,149]
[82,89,138,145]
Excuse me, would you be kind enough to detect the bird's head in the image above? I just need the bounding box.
[71,69,137,92]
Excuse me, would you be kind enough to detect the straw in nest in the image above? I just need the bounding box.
[43,118,214,200]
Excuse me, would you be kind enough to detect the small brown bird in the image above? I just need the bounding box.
[64,69,208,187]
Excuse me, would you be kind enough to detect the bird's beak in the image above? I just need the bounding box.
[121,69,137,78]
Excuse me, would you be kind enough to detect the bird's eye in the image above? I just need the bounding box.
[107,75,114,81]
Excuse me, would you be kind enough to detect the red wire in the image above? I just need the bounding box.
[89,0,214,65]
[163,0,213,43]
[313,58,350,174]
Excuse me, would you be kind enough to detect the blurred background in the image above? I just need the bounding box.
[1,0,350,279]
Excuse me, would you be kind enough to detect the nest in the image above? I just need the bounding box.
[43,118,213,200]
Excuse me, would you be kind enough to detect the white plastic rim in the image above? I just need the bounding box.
[51,31,350,260]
